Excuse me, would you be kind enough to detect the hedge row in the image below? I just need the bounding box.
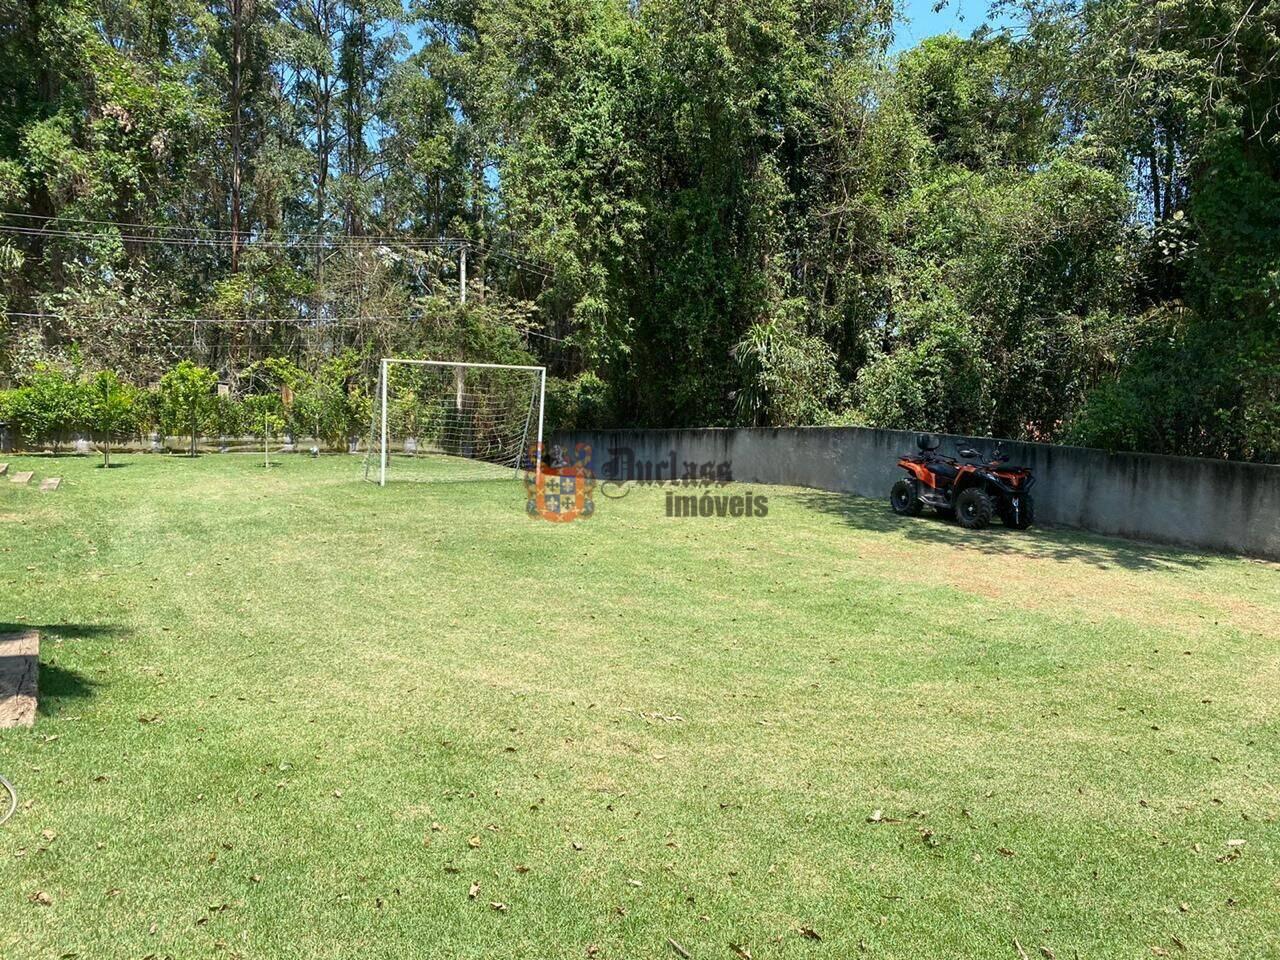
[0,360,370,461]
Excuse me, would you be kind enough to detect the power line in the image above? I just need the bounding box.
[0,213,558,275]
[0,211,471,246]
[2,309,569,340]
[0,223,468,252]
[7,310,415,325]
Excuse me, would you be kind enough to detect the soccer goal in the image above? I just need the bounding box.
[365,359,546,484]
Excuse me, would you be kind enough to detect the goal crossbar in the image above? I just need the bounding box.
[377,359,546,372]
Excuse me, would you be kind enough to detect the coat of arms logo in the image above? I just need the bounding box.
[524,443,596,522]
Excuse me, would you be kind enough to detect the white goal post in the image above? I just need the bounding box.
[366,358,546,485]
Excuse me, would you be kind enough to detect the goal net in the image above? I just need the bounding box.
[365,359,545,484]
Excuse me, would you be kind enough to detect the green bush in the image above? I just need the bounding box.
[9,365,86,452]
[0,388,18,427]
[545,372,614,431]
[243,393,285,442]
[209,394,248,443]
[158,361,217,455]
[83,371,140,466]
[855,320,989,434]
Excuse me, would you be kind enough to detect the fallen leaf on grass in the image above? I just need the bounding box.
[489,901,508,913]
[998,847,1017,857]
[468,882,480,900]
[1012,938,1029,960]
[29,891,52,906]
[1040,948,1055,959]
[731,943,752,959]
[467,836,482,849]
[667,938,691,958]
[866,809,903,824]
[799,926,822,941]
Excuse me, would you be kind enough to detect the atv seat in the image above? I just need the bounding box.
[928,460,959,478]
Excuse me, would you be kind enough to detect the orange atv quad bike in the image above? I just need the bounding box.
[890,434,1035,530]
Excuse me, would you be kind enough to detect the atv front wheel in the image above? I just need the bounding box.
[890,478,923,517]
[1001,494,1035,529]
[954,487,993,529]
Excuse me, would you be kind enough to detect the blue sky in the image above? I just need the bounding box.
[891,0,1009,53]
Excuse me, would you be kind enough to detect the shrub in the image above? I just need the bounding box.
[855,321,989,434]
[546,372,614,431]
[242,393,285,442]
[158,361,217,455]
[11,365,85,452]
[83,371,139,466]
[209,394,248,443]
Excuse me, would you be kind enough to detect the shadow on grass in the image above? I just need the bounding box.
[0,623,121,717]
[788,490,1210,572]
[35,662,97,716]
[0,622,129,642]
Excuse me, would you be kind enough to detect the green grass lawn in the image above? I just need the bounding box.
[2,453,1277,959]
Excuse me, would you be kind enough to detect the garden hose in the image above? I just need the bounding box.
[0,774,16,826]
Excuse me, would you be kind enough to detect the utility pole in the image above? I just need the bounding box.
[459,244,467,305]
[229,0,244,274]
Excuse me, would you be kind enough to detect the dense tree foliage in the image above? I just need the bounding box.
[0,0,1275,461]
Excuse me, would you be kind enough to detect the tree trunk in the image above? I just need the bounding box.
[1149,145,1161,222]
[1162,126,1177,219]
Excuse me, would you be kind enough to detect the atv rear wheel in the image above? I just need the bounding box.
[954,487,993,529]
[1001,494,1034,529]
[890,478,923,517]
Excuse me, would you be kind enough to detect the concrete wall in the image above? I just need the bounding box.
[551,426,1280,560]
